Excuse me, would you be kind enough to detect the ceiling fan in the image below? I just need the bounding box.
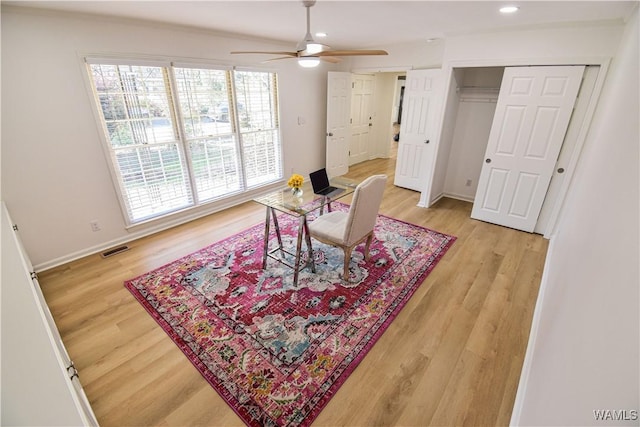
[231,0,388,67]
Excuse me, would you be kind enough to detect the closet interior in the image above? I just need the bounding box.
[441,67,505,202]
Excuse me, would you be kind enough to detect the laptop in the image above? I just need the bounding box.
[309,168,344,197]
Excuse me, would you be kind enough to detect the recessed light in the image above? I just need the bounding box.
[500,5,519,13]
[315,32,327,38]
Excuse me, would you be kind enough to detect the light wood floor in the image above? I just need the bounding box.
[39,151,548,426]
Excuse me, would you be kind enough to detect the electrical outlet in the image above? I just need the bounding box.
[465,179,472,187]
[90,220,101,232]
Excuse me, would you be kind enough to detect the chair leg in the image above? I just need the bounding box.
[342,246,353,281]
[364,233,374,260]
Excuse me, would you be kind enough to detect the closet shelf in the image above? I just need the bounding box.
[457,86,500,102]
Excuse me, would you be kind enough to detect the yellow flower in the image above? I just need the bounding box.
[287,173,304,189]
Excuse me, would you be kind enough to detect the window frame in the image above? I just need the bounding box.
[84,56,283,227]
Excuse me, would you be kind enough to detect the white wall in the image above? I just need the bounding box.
[513,8,639,425]
[0,7,341,269]
[443,98,496,201]
[351,39,445,72]
[443,22,625,64]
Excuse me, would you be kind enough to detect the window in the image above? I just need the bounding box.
[87,60,281,224]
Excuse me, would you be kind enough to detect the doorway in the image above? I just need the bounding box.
[441,67,503,202]
[426,64,601,235]
[470,65,585,232]
[392,76,406,143]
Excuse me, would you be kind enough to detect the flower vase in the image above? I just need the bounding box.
[291,187,303,198]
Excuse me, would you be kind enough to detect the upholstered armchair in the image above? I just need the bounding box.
[308,174,387,281]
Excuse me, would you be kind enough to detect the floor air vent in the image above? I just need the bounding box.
[101,245,130,258]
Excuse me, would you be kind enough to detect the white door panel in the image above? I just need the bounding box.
[397,142,425,180]
[350,75,374,165]
[326,72,351,177]
[481,167,510,212]
[394,69,441,191]
[472,65,585,232]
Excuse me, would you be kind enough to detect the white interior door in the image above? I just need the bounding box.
[471,65,585,232]
[394,69,441,191]
[326,71,351,177]
[350,74,374,165]
[1,203,98,426]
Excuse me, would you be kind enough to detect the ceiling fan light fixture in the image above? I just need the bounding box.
[298,57,320,68]
[305,42,324,54]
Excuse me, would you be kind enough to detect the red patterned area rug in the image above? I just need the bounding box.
[125,203,456,427]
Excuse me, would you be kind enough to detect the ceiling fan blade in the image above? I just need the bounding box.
[262,56,298,63]
[299,44,331,56]
[317,49,388,57]
[231,51,298,57]
[319,56,342,64]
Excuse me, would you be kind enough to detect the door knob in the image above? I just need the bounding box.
[557,167,565,174]
[485,158,492,163]
[424,139,430,144]
[327,132,333,137]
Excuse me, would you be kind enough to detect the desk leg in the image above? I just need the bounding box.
[270,207,285,257]
[262,207,271,269]
[303,217,315,273]
[293,216,305,286]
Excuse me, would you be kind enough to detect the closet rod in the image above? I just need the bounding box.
[456,86,500,93]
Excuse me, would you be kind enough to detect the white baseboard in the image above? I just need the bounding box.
[417,191,443,208]
[430,192,445,205]
[442,192,475,203]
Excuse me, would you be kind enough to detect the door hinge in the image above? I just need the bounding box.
[30,271,38,281]
[67,361,79,381]
[12,224,19,231]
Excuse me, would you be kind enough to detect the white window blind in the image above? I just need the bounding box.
[234,71,282,187]
[87,60,282,225]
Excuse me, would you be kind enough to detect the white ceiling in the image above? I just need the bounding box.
[5,1,637,50]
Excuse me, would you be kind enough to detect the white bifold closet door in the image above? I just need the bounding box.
[471,65,584,232]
